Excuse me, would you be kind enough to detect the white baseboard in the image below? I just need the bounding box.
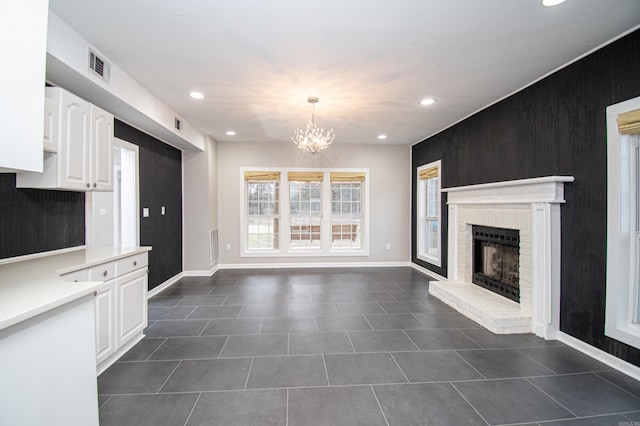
[558,331,640,381]
[182,264,219,277]
[218,261,411,270]
[410,262,447,281]
[147,272,184,298]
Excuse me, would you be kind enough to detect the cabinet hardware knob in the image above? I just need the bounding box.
[93,182,97,188]
[133,261,137,266]
[103,270,108,277]
[86,183,91,188]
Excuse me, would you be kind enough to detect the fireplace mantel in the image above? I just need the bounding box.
[430,175,574,338]
[443,176,574,204]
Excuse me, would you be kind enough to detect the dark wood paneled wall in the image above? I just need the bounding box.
[114,120,183,290]
[412,30,640,365]
[0,174,85,259]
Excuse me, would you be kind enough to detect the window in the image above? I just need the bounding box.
[417,161,441,266]
[330,172,364,250]
[289,172,323,250]
[605,97,640,349]
[241,168,369,256]
[245,171,280,251]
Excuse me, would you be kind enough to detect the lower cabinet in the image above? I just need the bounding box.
[60,251,148,374]
[95,280,116,364]
[116,268,147,348]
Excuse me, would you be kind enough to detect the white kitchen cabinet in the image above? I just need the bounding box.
[94,280,116,365]
[17,87,114,192]
[0,0,48,173]
[90,104,114,191]
[43,94,59,153]
[116,269,148,347]
[59,250,148,374]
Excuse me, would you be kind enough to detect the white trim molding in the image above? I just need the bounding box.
[605,95,640,349]
[431,176,573,338]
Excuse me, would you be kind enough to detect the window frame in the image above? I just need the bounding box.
[330,179,364,251]
[605,96,640,349]
[245,178,281,252]
[416,160,442,267]
[240,167,369,257]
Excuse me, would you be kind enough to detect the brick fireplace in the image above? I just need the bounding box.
[428,176,573,338]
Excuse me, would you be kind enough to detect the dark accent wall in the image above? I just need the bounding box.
[114,120,183,290]
[412,30,640,365]
[0,174,85,259]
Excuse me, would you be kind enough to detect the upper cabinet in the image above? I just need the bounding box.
[17,87,113,192]
[0,0,48,173]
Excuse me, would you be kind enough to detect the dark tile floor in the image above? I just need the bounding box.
[98,267,640,425]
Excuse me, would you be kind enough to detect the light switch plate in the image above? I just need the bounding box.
[161,206,166,215]
[143,208,149,218]
[99,208,107,216]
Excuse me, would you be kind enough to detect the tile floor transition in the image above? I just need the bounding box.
[98,267,640,426]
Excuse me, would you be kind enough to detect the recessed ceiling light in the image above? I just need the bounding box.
[420,98,436,106]
[541,0,566,6]
[189,91,204,99]
[226,130,236,136]
[377,134,387,140]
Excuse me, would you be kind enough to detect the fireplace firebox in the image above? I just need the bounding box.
[472,225,520,302]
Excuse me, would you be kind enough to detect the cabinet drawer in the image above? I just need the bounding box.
[60,269,89,282]
[89,262,116,281]
[116,253,148,276]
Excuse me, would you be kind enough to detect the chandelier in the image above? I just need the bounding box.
[291,97,335,154]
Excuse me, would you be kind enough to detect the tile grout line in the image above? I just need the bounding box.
[217,335,230,358]
[157,360,182,394]
[595,371,640,401]
[182,392,202,426]
[449,381,492,426]
[145,337,168,361]
[243,357,255,390]
[322,354,331,386]
[345,331,357,353]
[452,350,488,380]
[388,352,411,383]
[369,384,390,426]
[198,319,212,337]
[400,329,423,352]
[524,377,580,418]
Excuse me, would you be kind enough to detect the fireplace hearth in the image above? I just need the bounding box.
[472,225,520,302]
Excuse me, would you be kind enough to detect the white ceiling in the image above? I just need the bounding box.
[49,0,640,147]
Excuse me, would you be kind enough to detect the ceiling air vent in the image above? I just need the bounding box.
[88,49,110,83]
[174,117,183,132]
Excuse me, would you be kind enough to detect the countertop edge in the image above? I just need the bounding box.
[0,281,103,331]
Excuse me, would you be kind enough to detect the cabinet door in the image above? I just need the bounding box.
[43,95,59,153]
[95,280,116,364]
[59,90,90,190]
[90,105,114,191]
[116,268,148,347]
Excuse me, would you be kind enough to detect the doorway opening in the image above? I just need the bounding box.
[86,138,139,247]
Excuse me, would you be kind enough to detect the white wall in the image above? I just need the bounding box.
[183,136,218,273]
[218,141,410,266]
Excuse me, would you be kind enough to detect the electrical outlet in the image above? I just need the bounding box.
[386,243,391,250]
[226,243,231,251]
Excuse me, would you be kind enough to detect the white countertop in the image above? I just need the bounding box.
[0,246,151,331]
